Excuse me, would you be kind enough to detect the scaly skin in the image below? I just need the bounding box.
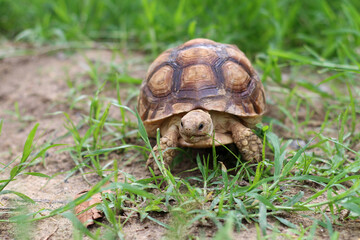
[230,121,262,162]
[146,125,179,175]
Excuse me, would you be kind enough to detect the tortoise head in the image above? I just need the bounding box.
[179,109,213,144]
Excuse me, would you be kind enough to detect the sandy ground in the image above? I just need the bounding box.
[0,47,158,239]
[0,44,359,239]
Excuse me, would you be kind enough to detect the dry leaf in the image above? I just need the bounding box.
[74,189,112,227]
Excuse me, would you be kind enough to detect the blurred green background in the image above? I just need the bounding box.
[1,0,360,60]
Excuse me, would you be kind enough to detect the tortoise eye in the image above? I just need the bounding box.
[198,123,204,130]
[181,121,184,128]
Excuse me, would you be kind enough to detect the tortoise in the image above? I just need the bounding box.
[137,38,266,173]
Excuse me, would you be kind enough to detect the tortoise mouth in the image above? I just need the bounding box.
[182,133,211,143]
[179,132,233,148]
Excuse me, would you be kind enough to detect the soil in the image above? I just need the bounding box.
[0,43,358,239]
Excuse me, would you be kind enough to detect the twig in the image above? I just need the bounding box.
[42,225,59,240]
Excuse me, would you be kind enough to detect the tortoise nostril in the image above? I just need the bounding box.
[198,123,204,131]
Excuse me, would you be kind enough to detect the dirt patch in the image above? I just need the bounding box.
[0,47,152,239]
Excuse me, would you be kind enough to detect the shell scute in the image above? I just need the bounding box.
[180,64,216,90]
[222,61,251,93]
[148,65,173,97]
[176,47,219,66]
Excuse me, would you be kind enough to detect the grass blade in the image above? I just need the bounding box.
[0,119,3,136]
[281,138,313,177]
[0,190,35,203]
[266,132,282,178]
[62,212,96,239]
[20,123,39,163]
[274,216,297,229]
[268,49,360,72]
[259,203,267,236]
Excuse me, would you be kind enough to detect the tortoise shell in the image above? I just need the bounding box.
[138,38,266,136]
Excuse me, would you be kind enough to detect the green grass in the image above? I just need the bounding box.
[1,0,360,239]
[1,0,360,60]
[0,123,63,203]
[4,62,359,238]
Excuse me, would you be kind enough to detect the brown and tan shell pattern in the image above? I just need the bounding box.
[138,38,266,136]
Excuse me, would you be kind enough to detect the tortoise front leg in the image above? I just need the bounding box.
[146,125,179,175]
[229,120,262,163]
